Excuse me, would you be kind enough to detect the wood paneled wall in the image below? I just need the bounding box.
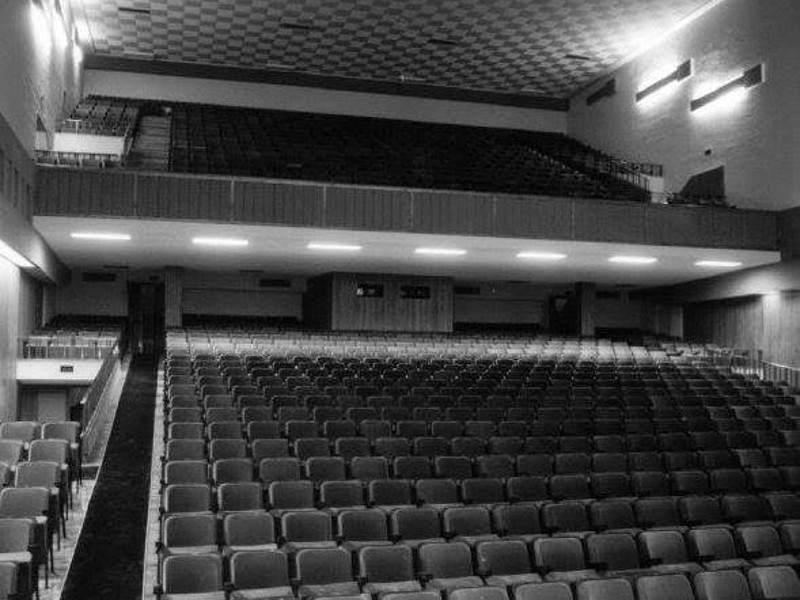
[304,273,453,332]
[684,292,800,367]
[0,260,21,420]
[35,167,779,251]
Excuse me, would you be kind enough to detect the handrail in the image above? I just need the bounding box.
[701,346,800,389]
[78,339,122,458]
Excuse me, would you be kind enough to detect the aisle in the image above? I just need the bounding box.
[61,356,156,600]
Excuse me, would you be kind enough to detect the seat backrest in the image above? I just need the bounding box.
[268,480,314,511]
[443,506,492,537]
[391,506,442,540]
[259,457,301,484]
[0,486,50,518]
[281,510,332,542]
[230,549,289,591]
[575,578,635,600]
[0,421,39,442]
[418,541,473,578]
[208,438,247,461]
[747,565,800,600]
[41,421,80,443]
[586,533,640,571]
[736,525,783,559]
[515,582,574,600]
[306,456,346,483]
[635,574,694,600]
[162,553,223,594]
[14,461,59,488]
[28,439,68,464]
[212,458,253,485]
[542,501,590,534]
[163,513,217,548]
[589,500,636,531]
[533,536,587,572]
[687,527,737,560]
[0,518,31,553]
[638,530,690,565]
[0,440,24,465]
[416,478,458,505]
[461,478,506,505]
[320,480,364,509]
[338,508,388,541]
[476,539,532,576]
[492,503,541,537]
[506,476,548,503]
[359,544,415,583]
[223,511,276,546]
[217,481,263,512]
[296,547,352,585]
[693,570,752,600]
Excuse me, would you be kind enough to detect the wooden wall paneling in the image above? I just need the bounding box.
[137,174,231,220]
[35,168,136,215]
[646,205,716,247]
[0,260,21,420]
[233,180,324,226]
[412,191,494,235]
[574,200,646,243]
[325,186,412,230]
[493,195,573,239]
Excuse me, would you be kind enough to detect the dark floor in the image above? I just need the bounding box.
[61,356,156,600]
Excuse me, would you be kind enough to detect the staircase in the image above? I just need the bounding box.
[127,115,171,171]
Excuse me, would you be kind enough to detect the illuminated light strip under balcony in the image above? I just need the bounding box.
[71,232,131,241]
[690,64,763,112]
[517,251,567,260]
[192,237,248,247]
[635,59,692,102]
[695,260,743,268]
[609,255,657,265]
[414,248,467,256]
[307,243,362,252]
[0,239,34,269]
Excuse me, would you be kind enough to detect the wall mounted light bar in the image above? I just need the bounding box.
[0,239,34,269]
[307,243,362,252]
[635,60,692,102]
[690,64,763,112]
[192,237,248,247]
[71,232,131,241]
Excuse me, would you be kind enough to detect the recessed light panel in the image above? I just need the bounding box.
[414,248,467,256]
[71,232,132,241]
[517,251,567,260]
[192,237,248,247]
[307,243,362,251]
[695,260,743,268]
[609,255,657,264]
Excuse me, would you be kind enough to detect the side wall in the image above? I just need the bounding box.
[84,70,567,133]
[568,0,800,211]
[684,292,800,367]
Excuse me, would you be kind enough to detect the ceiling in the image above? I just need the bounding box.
[74,0,720,98]
[35,216,780,288]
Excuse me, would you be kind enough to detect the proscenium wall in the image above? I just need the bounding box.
[568,0,800,210]
[83,70,567,133]
[684,292,800,367]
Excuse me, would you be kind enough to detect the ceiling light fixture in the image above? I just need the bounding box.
[71,232,131,241]
[695,260,743,268]
[609,255,657,264]
[415,248,467,256]
[636,59,692,102]
[516,251,567,260]
[307,243,362,252]
[192,237,248,247]
[690,64,763,112]
[0,239,34,269]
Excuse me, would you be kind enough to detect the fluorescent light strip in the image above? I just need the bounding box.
[635,59,692,102]
[307,243,362,252]
[0,239,34,269]
[192,237,249,247]
[609,255,657,265]
[695,260,743,268]
[517,251,567,260]
[690,64,763,112]
[415,248,467,256]
[71,232,131,241]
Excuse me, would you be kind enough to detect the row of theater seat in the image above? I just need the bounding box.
[157,333,800,600]
[157,515,800,599]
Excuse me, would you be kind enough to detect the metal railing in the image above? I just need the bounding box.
[35,150,122,168]
[702,346,800,389]
[78,339,122,458]
[20,333,121,359]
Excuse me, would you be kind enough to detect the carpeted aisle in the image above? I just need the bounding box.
[61,356,156,600]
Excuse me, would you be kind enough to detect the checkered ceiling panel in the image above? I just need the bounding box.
[76,0,714,98]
